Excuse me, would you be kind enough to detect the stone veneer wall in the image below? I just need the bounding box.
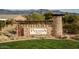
[16,21,54,38]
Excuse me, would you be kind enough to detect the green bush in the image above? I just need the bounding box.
[63,14,79,34]
[0,21,5,30]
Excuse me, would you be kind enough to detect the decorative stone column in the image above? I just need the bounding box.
[53,15,63,37]
[16,24,20,37]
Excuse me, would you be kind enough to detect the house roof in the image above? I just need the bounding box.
[14,15,26,21]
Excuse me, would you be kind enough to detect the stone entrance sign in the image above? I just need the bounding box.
[30,28,47,35]
[16,13,64,38]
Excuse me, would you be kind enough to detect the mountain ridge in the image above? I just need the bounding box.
[0,9,79,15]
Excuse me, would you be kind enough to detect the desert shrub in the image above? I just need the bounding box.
[63,14,79,34]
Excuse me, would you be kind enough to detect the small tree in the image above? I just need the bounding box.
[23,15,32,20]
[6,19,16,26]
[44,12,53,20]
[63,13,79,34]
[31,12,45,21]
[0,20,5,30]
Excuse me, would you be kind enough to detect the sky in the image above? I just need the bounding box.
[0,0,79,13]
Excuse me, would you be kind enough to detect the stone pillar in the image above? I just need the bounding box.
[53,16,63,37]
[16,24,20,37]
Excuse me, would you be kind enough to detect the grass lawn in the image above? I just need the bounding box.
[0,39,79,49]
